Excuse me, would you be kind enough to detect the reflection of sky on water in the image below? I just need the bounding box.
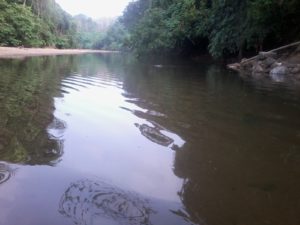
[1,55,299,225]
[49,73,185,202]
[0,165,192,225]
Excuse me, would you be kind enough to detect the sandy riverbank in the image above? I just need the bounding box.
[0,47,116,58]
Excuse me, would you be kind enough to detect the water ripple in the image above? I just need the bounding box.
[60,73,122,95]
[0,162,13,185]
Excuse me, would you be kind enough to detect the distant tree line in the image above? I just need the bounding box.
[72,15,117,49]
[101,0,300,58]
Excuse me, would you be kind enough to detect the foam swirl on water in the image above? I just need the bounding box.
[0,162,12,185]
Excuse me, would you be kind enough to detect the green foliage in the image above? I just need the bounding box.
[1,0,299,54]
[0,0,50,46]
[121,0,150,31]
[207,0,248,58]
[131,8,169,54]
[118,0,300,58]
[0,0,77,48]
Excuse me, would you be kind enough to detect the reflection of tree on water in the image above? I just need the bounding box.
[173,129,300,225]
[59,179,154,225]
[0,57,72,165]
[117,61,300,225]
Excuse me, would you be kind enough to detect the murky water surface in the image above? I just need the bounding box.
[0,54,299,225]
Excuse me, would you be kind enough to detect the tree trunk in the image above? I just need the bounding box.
[238,46,243,60]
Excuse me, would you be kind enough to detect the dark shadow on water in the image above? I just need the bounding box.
[0,56,75,165]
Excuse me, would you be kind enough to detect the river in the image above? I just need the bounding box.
[0,54,299,225]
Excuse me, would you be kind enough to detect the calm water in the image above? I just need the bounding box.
[0,54,299,225]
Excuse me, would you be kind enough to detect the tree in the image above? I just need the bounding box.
[119,0,300,58]
[0,0,77,48]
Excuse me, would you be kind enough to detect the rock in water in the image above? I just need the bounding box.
[291,66,300,74]
[270,66,288,82]
[59,179,153,225]
[252,62,266,73]
[270,66,288,75]
[263,57,276,68]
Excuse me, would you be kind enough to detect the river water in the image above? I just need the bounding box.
[0,54,299,225]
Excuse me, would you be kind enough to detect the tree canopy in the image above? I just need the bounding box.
[114,0,300,58]
[0,0,118,49]
[0,0,77,48]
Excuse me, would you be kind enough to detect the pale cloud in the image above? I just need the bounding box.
[56,0,132,18]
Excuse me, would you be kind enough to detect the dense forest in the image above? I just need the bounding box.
[0,0,113,49]
[112,0,300,58]
[1,0,300,58]
[0,0,76,48]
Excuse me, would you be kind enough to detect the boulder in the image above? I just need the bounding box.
[270,66,288,75]
[285,63,298,69]
[258,51,277,60]
[263,57,276,68]
[295,74,300,80]
[290,66,300,74]
[253,62,267,73]
[240,60,254,70]
[296,45,300,53]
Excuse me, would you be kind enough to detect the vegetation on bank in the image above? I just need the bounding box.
[0,0,76,48]
[113,0,300,58]
[0,0,114,49]
[0,0,299,59]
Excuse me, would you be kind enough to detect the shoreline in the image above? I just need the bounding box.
[0,47,117,58]
[227,42,300,81]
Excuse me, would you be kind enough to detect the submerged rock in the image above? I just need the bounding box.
[59,179,153,225]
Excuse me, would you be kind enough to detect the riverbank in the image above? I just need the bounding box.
[227,41,300,81]
[0,47,116,58]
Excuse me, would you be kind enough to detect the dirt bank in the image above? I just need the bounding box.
[0,47,116,58]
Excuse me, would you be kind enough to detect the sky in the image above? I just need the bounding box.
[55,0,132,18]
